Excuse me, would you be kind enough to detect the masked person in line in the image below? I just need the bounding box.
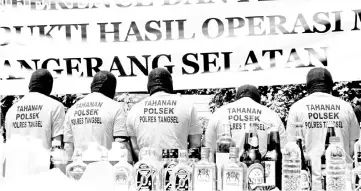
[63,71,132,161]
[5,69,65,149]
[205,84,286,156]
[126,68,202,160]
[286,67,360,190]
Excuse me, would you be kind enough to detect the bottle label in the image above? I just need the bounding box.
[300,170,311,191]
[216,153,229,189]
[264,161,276,187]
[136,163,154,191]
[282,174,301,191]
[247,163,264,190]
[357,152,361,162]
[223,169,243,190]
[194,167,213,190]
[114,168,129,189]
[174,169,190,191]
[164,163,176,191]
[68,166,86,180]
[326,175,346,191]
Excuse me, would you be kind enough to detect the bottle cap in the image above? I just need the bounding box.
[201,147,210,158]
[327,122,335,128]
[229,147,240,158]
[120,149,128,159]
[330,136,340,143]
[52,139,61,147]
[169,149,179,159]
[162,149,169,159]
[179,150,188,158]
[294,122,303,128]
[189,148,200,159]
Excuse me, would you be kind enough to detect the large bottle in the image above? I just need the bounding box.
[240,123,250,163]
[113,149,134,191]
[50,139,68,174]
[134,147,158,191]
[163,149,179,191]
[352,140,361,190]
[325,136,346,191]
[294,122,312,191]
[66,149,88,180]
[321,123,336,190]
[242,123,262,167]
[171,150,193,191]
[193,147,217,191]
[221,147,247,191]
[262,128,282,190]
[216,122,236,189]
[282,136,302,191]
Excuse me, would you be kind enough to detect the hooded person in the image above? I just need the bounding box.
[126,68,202,162]
[63,71,132,162]
[286,67,359,190]
[5,69,65,150]
[205,84,286,189]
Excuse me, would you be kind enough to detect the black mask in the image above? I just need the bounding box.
[306,67,333,94]
[28,69,53,96]
[91,71,117,99]
[147,68,173,96]
[235,84,261,103]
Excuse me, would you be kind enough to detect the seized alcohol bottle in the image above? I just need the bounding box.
[321,123,336,190]
[134,147,158,191]
[171,150,192,191]
[282,136,301,191]
[294,122,312,191]
[239,123,250,163]
[193,147,217,191]
[221,147,247,191]
[66,149,88,181]
[162,149,178,191]
[113,149,135,191]
[353,140,361,191]
[326,137,346,191]
[262,126,282,190]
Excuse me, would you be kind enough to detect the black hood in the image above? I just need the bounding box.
[147,68,173,96]
[235,84,261,103]
[91,71,117,99]
[28,69,53,96]
[306,67,333,94]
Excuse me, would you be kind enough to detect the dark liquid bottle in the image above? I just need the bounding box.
[262,130,282,190]
[240,124,250,163]
[294,122,312,191]
[321,123,336,191]
[242,123,262,167]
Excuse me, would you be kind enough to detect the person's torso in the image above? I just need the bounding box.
[213,97,280,156]
[67,93,123,150]
[128,92,193,154]
[6,92,61,149]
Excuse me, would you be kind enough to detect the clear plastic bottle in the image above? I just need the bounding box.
[193,147,217,191]
[352,140,361,191]
[113,149,135,191]
[5,134,28,180]
[66,149,88,181]
[150,148,162,190]
[109,142,122,163]
[326,136,346,191]
[134,147,158,191]
[282,136,301,191]
[221,147,247,191]
[171,150,192,191]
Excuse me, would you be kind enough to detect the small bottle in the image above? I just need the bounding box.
[352,141,361,190]
[134,147,158,191]
[326,136,346,191]
[113,149,135,191]
[66,149,88,180]
[171,150,193,191]
[193,147,217,191]
[282,136,301,191]
[163,149,179,191]
[243,123,262,167]
[321,123,336,190]
[109,142,122,163]
[216,122,236,189]
[221,147,247,191]
[294,122,312,191]
[262,128,282,190]
[150,148,162,190]
[188,148,200,168]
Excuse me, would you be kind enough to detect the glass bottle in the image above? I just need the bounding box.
[321,122,336,190]
[171,150,193,191]
[216,122,236,189]
[262,129,282,190]
[193,147,217,191]
[113,149,135,191]
[282,136,302,191]
[188,148,200,168]
[240,123,250,163]
[242,123,262,167]
[66,149,88,181]
[221,147,247,191]
[163,149,179,191]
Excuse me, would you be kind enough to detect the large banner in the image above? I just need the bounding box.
[1,0,361,95]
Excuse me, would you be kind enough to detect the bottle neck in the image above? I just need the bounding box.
[201,155,209,162]
[267,132,281,152]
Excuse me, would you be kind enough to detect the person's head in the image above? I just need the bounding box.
[147,68,173,96]
[28,69,53,96]
[91,71,117,99]
[235,84,261,103]
[306,67,333,94]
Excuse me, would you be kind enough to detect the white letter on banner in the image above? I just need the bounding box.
[352,9,361,30]
[163,0,181,5]
[202,18,225,39]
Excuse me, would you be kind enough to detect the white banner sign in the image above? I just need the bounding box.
[0,0,361,95]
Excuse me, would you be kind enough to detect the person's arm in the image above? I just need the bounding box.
[125,107,139,162]
[51,104,66,144]
[63,110,74,160]
[188,105,202,149]
[348,105,360,158]
[114,105,133,162]
[275,113,287,149]
[204,114,218,151]
[286,105,299,142]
